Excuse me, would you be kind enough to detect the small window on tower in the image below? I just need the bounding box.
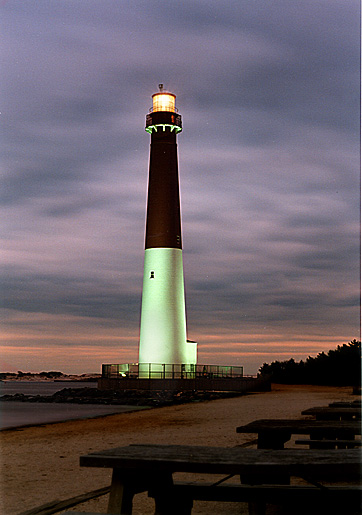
[150,271,155,279]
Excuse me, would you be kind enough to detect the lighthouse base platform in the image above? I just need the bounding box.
[99,363,270,393]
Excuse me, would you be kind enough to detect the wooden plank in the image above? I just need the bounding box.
[236,419,361,449]
[80,445,361,478]
[149,482,362,503]
[236,419,361,434]
[302,407,361,420]
[295,439,362,448]
[329,401,361,407]
[149,483,362,515]
[18,486,110,515]
[302,406,361,413]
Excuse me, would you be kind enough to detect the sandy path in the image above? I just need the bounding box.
[0,384,355,514]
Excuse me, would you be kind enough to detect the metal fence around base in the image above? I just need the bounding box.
[102,363,243,380]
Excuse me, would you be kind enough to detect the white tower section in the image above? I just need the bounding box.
[139,248,190,363]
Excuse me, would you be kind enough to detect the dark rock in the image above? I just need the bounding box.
[0,387,246,407]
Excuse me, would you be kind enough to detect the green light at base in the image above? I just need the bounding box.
[145,123,182,134]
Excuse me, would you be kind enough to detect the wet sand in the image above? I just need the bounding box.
[0,384,355,514]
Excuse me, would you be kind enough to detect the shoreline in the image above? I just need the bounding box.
[0,384,267,432]
[1,383,357,434]
[2,381,350,432]
[0,402,151,432]
[1,384,357,515]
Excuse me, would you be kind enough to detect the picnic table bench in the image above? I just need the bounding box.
[301,406,361,420]
[295,438,362,449]
[79,444,361,514]
[236,419,361,449]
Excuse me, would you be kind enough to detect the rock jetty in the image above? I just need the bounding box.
[1,387,244,407]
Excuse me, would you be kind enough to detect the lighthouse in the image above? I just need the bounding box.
[138,85,197,374]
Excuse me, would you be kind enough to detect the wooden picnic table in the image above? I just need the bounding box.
[301,406,361,420]
[236,419,361,449]
[79,444,361,514]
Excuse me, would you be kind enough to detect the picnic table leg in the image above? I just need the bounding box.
[257,430,290,450]
[238,473,267,515]
[243,430,291,515]
[107,469,141,514]
[154,495,193,515]
[256,430,291,485]
[152,473,193,515]
[248,501,266,515]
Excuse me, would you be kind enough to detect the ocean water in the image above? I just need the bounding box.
[0,381,149,430]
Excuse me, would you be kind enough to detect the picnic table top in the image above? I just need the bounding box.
[80,444,361,477]
[329,401,361,407]
[302,406,361,416]
[236,419,361,434]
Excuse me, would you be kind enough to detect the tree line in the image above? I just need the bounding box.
[0,371,64,380]
[259,340,361,386]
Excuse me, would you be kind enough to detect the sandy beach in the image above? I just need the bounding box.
[0,384,357,514]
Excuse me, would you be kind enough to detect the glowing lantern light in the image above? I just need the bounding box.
[152,84,176,112]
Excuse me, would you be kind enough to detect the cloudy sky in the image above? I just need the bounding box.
[2,0,360,374]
